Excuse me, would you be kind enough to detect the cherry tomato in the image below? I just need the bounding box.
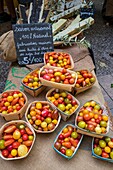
[12,142,20,149]
[2,149,9,157]
[22,134,28,141]
[20,129,26,135]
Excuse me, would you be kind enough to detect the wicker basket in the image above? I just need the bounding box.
[44,51,74,70]
[0,90,28,121]
[25,101,61,133]
[39,65,77,92]
[46,88,80,121]
[0,120,36,160]
[21,68,46,97]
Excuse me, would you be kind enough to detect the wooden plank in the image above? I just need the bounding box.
[54,17,94,41]
[50,4,86,21]
[52,19,67,35]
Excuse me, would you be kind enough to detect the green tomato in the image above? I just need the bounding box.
[18,124,25,129]
[99,140,106,148]
[58,104,66,112]
[0,140,5,150]
[110,151,113,159]
[60,92,67,98]
[34,77,39,82]
[105,137,111,143]
[78,121,86,129]
[64,98,70,104]
[66,149,73,157]
[90,77,95,83]
[71,132,78,139]
[100,121,107,128]
[94,147,102,156]
[94,104,101,110]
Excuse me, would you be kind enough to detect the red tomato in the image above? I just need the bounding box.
[83,113,90,121]
[8,108,13,113]
[58,134,64,140]
[12,142,20,149]
[2,98,7,102]
[83,73,88,78]
[8,154,13,158]
[16,105,21,111]
[2,106,8,111]
[2,92,9,98]
[22,134,28,141]
[2,149,9,157]
[69,78,75,84]
[71,100,77,106]
[87,124,95,131]
[88,73,93,78]
[102,152,109,158]
[67,94,72,100]
[0,101,4,107]
[95,119,100,124]
[53,101,58,107]
[60,148,66,154]
[36,115,41,120]
[77,116,83,122]
[20,129,26,135]
[55,76,61,83]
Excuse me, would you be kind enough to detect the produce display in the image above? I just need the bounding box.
[26,101,61,133]
[44,52,74,69]
[47,89,79,116]
[40,67,77,85]
[53,124,83,159]
[92,137,113,161]
[0,121,35,160]
[75,70,96,88]
[75,100,109,135]
[22,69,41,89]
[0,91,26,115]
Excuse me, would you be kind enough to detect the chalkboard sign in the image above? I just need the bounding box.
[13,23,54,65]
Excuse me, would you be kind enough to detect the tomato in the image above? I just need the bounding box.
[102,115,108,121]
[0,139,5,149]
[77,116,83,122]
[88,73,93,78]
[102,152,109,158]
[99,140,106,148]
[22,134,28,141]
[90,77,95,83]
[71,132,78,139]
[83,113,90,121]
[36,102,42,109]
[7,96,13,102]
[2,92,9,98]
[100,121,107,128]
[94,147,102,156]
[11,149,18,156]
[2,149,9,157]
[58,104,65,111]
[78,121,86,129]
[94,104,101,110]
[66,149,73,157]
[110,152,113,159]
[64,98,70,104]
[13,130,21,140]
[104,137,111,143]
[87,124,95,131]
[55,76,61,83]
[60,75,65,81]
[58,134,64,140]
[83,73,88,78]
[95,119,101,124]
[69,78,75,84]
[20,129,26,135]
[60,148,66,154]
[12,142,20,149]
[7,145,13,151]
[104,146,111,153]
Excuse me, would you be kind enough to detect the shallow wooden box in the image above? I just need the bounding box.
[0,120,36,160]
[44,51,74,70]
[75,100,110,138]
[75,69,96,95]
[0,90,28,121]
[46,88,80,121]
[39,65,77,92]
[21,68,46,97]
[25,101,61,133]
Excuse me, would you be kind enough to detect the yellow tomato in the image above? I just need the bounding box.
[35,119,42,126]
[4,102,10,107]
[104,146,111,153]
[30,110,36,116]
[102,115,108,121]
[7,96,13,102]
[36,102,42,109]
[18,145,28,157]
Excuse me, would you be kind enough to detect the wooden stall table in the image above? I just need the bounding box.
[0,45,113,170]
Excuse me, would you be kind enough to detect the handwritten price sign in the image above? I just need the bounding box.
[13,23,54,66]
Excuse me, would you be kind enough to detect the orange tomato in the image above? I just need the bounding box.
[94,114,99,119]
[89,112,94,118]
[83,109,89,115]
[102,115,108,121]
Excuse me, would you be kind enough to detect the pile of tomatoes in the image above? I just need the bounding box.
[0,123,34,159]
[26,102,60,132]
[23,69,41,89]
[0,91,26,114]
[93,137,113,159]
[44,52,72,69]
[76,100,109,134]
[54,125,82,158]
